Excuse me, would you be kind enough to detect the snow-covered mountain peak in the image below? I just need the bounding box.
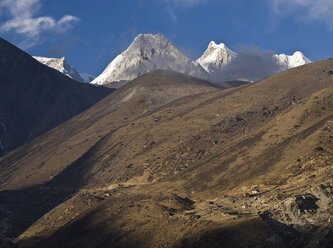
[290,51,312,65]
[208,41,227,50]
[293,51,304,57]
[125,33,173,60]
[204,41,236,56]
[197,40,312,81]
[33,56,87,82]
[34,56,65,68]
[91,33,208,86]
[196,41,237,73]
[133,33,168,44]
[132,33,165,47]
[273,51,311,70]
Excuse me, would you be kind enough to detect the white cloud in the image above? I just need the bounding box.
[160,0,210,22]
[272,0,333,29]
[0,0,79,45]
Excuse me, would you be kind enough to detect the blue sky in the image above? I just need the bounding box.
[0,0,332,76]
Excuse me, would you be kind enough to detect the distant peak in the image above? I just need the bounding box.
[208,41,227,49]
[134,33,168,42]
[197,41,237,73]
[292,51,304,57]
[126,33,173,55]
[33,56,66,63]
[156,33,165,38]
[275,50,311,69]
[135,33,149,39]
[33,56,84,82]
[278,51,306,59]
[91,33,208,85]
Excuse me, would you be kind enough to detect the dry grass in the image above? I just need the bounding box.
[1,60,333,247]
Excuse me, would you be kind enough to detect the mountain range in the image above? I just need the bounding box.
[0,35,332,248]
[197,41,311,81]
[35,34,311,86]
[88,34,311,86]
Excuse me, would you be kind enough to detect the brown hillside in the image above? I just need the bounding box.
[1,59,333,248]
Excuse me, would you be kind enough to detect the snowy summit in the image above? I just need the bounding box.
[91,34,208,86]
[196,41,237,74]
[274,51,312,70]
[196,41,311,81]
[33,56,93,83]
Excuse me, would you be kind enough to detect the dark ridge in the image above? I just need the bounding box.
[0,37,113,155]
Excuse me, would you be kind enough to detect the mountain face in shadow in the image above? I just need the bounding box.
[0,38,113,155]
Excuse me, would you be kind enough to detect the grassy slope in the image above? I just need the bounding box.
[1,60,333,247]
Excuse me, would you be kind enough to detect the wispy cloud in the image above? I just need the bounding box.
[212,45,281,82]
[160,0,211,22]
[0,0,79,48]
[272,0,333,29]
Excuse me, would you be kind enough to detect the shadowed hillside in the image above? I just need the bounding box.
[0,37,113,156]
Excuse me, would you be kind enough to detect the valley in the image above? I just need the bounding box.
[0,43,332,246]
[0,0,331,245]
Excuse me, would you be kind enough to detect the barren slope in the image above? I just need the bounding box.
[1,60,333,247]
